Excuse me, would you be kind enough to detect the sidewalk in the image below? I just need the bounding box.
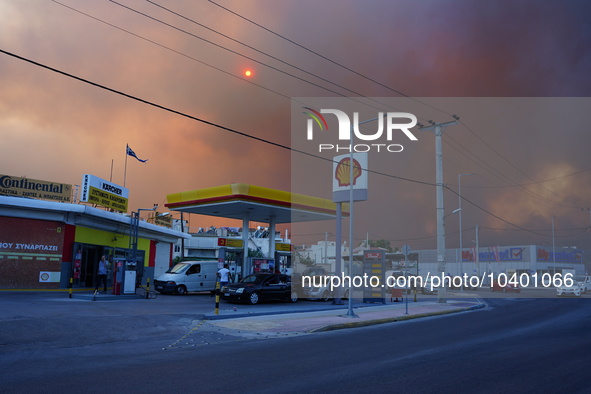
[204,299,485,336]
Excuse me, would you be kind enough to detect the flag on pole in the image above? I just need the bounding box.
[126,145,148,163]
[493,246,501,263]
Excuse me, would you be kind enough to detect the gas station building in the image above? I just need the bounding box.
[0,195,188,290]
[0,181,343,290]
[165,183,346,278]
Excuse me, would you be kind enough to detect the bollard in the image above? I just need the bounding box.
[214,281,220,315]
[69,277,73,299]
[146,278,150,299]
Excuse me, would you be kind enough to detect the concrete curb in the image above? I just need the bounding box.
[203,303,387,321]
[205,308,348,321]
[308,303,486,333]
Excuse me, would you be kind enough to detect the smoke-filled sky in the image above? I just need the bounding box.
[1,0,590,251]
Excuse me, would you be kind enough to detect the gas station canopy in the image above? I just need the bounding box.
[165,183,348,223]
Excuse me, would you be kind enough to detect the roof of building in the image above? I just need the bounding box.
[0,195,190,242]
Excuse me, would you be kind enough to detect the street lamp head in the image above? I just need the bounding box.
[445,208,461,218]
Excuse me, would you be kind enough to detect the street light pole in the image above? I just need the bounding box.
[552,215,556,275]
[458,173,474,291]
[130,204,158,271]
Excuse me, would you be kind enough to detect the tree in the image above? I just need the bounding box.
[248,248,265,258]
[171,256,192,265]
[296,252,316,267]
[368,239,393,252]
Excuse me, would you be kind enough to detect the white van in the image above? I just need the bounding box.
[154,261,220,295]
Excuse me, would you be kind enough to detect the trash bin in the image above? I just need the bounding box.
[391,288,403,302]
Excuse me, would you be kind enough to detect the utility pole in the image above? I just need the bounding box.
[180,212,185,259]
[324,232,328,266]
[582,208,591,229]
[419,118,458,303]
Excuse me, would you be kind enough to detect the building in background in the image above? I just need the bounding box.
[296,240,587,279]
[412,245,587,278]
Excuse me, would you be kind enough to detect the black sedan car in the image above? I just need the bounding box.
[221,273,298,305]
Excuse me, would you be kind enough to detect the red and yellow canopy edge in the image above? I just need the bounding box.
[165,183,349,215]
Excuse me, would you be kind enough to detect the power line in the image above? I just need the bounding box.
[206,0,455,119]
[78,0,562,213]
[459,168,591,189]
[52,0,473,192]
[50,0,292,100]
[443,135,572,208]
[0,48,567,240]
[145,0,375,98]
[459,120,580,207]
[110,0,442,122]
[205,0,581,213]
[0,48,433,188]
[479,225,588,233]
[444,185,548,237]
[479,226,589,239]
[107,0,352,98]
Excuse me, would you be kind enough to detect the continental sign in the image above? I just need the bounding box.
[0,174,72,202]
[80,174,129,212]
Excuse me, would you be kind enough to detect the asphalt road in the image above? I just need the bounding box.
[1,294,590,393]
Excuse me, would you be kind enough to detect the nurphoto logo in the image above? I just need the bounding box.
[303,107,418,153]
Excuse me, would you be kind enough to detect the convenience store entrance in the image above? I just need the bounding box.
[72,243,144,289]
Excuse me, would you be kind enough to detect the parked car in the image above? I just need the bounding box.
[300,269,342,301]
[490,280,521,293]
[302,286,332,301]
[292,266,330,292]
[154,261,219,295]
[221,273,297,305]
[574,275,591,293]
[557,281,582,297]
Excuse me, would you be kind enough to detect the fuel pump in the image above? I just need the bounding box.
[111,258,137,295]
[123,261,137,295]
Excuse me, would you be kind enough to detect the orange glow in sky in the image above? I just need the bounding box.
[244,69,252,77]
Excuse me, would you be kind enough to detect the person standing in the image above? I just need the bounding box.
[217,264,230,287]
[96,255,109,293]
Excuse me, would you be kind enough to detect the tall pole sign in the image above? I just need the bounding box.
[332,152,368,313]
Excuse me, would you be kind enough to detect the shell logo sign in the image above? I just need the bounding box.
[332,153,368,203]
[335,157,362,187]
